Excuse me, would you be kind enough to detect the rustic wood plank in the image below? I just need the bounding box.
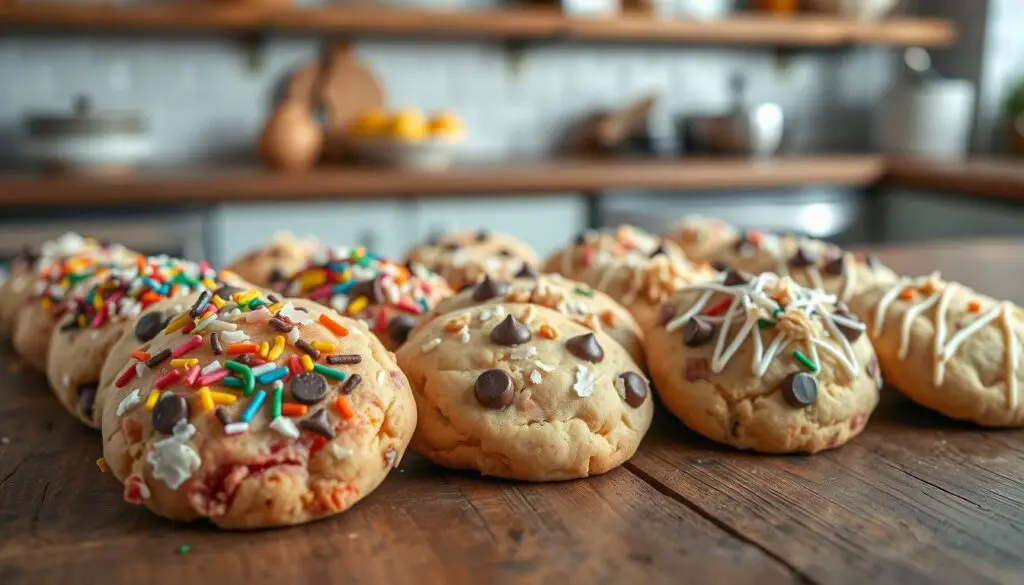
[885,159,1024,201]
[0,347,798,585]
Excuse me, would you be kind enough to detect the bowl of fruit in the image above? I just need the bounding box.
[349,109,464,170]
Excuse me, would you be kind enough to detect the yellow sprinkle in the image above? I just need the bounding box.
[77,315,87,327]
[92,295,104,310]
[347,296,368,315]
[259,341,270,358]
[96,457,109,473]
[40,298,52,311]
[201,277,218,290]
[300,355,315,372]
[211,295,225,309]
[170,358,199,369]
[209,391,238,405]
[298,271,326,290]
[268,302,284,313]
[163,312,191,334]
[235,288,260,305]
[267,336,286,361]
[310,340,336,353]
[354,246,366,258]
[144,390,160,411]
[198,386,215,412]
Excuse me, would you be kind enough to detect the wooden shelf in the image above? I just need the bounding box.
[885,158,1024,201]
[0,4,956,47]
[0,156,886,209]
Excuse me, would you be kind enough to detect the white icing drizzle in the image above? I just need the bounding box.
[839,253,858,302]
[666,273,861,380]
[874,275,1021,410]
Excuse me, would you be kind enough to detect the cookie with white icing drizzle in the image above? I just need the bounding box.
[851,273,1024,427]
[644,272,880,453]
[662,215,741,265]
[542,224,718,331]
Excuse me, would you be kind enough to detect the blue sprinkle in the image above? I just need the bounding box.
[332,281,357,294]
[255,367,289,385]
[419,298,429,312]
[240,390,266,423]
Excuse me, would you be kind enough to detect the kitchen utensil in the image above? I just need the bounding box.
[258,98,324,172]
[678,74,785,157]
[23,95,151,175]
[903,47,940,82]
[806,0,900,20]
[318,42,386,162]
[877,77,975,159]
[566,95,658,156]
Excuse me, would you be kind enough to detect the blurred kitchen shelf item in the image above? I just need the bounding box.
[0,4,955,47]
[0,156,886,209]
[886,158,1024,201]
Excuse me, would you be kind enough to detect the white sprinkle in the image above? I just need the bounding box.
[376,370,386,385]
[478,309,493,322]
[224,422,249,435]
[510,345,537,360]
[493,305,506,319]
[220,330,249,343]
[286,326,301,344]
[458,326,471,344]
[330,295,350,314]
[573,365,596,398]
[273,380,284,391]
[204,320,237,332]
[530,370,543,385]
[535,360,556,373]
[269,416,300,439]
[330,443,352,460]
[116,389,143,416]
[201,360,222,375]
[250,362,277,377]
[135,362,147,376]
[219,308,243,322]
[191,312,218,333]
[421,338,442,353]
[244,306,273,323]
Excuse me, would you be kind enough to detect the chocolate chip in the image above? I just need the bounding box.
[299,409,335,439]
[683,317,715,347]
[476,229,490,242]
[788,247,817,268]
[490,315,531,346]
[497,248,514,257]
[291,372,328,405]
[683,357,709,382]
[146,348,172,368]
[619,372,647,407]
[659,303,677,326]
[649,243,668,258]
[474,369,514,409]
[349,278,384,305]
[781,372,818,407]
[152,394,189,434]
[340,373,362,395]
[711,261,731,272]
[443,242,460,252]
[832,303,863,342]
[77,383,98,418]
[210,332,223,355]
[215,406,231,426]
[723,269,751,286]
[213,285,244,300]
[515,264,540,279]
[327,354,362,365]
[565,333,604,363]
[823,255,846,276]
[388,315,416,344]
[268,268,287,284]
[134,311,166,342]
[574,232,587,246]
[471,275,509,302]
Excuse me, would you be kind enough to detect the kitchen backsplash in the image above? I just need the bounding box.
[0,0,900,168]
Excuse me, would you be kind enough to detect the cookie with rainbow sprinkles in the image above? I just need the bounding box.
[46,256,250,428]
[227,232,321,290]
[97,289,416,529]
[284,246,452,351]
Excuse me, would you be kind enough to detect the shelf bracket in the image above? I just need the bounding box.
[241,31,270,74]
[504,39,529,78]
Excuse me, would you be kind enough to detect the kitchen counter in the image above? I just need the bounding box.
[2,239,1024,585]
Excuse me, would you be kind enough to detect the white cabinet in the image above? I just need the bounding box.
[410,195,586,258]
[211,202,412,266]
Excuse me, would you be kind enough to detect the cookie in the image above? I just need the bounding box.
[46,257,248,428]
[542,225,718,330]
[12,240,141,372]
[404,229,538,291]
[0,248,37,336]
[662,215,740,263]
[421,273,645,366]
[284,247,452,351]
[98,291,416,529]
[227,232,321,290]
[645,273,880,453]
[852,273,1024,427]
[396,302,653,481]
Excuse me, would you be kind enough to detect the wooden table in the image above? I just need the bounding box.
[2,240,1024,585]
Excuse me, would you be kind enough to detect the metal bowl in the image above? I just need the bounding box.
[678,103,785,157]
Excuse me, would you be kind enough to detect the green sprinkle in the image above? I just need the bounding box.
[272,387,283,418]
[178,544,191,555]
[772,307,784,318]
[792,350,818,373]
[247,298,266,310]
[574,287,594,297]
[225,360,255,395]
[313,363,347,381]
[222,376,245,389]
[757,319,774,329]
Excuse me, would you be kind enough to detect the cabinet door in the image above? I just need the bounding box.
[410,195,586,258]
[211,202,412,266]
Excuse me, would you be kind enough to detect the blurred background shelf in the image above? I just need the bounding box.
[0,4,955,47]
[0,156,886,208]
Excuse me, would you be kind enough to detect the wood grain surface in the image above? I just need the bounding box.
[2,239,1023,585]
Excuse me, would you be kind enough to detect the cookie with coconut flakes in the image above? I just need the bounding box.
[12,239,141,372]
[46,257,249,428]
[98,292,416,529]
[396,301,652,481]
[542,225,718,330]
[404,229,538,292]
[419,273,645,366]
[644,272,880,454]
[284,247,452,351]
[851,273,1024,427]
[227,232,322,290]
[661,215,741,264]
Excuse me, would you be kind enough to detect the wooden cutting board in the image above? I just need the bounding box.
[318,42,386,162]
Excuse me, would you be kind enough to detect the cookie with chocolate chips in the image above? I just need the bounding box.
[396,301,652,481]
[643,272,880,454]
[226,232,322,290]
[416,273,646,366]
[98,294,416,529]
[403,229,538,291]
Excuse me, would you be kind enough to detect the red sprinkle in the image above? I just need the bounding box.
[114,363,137,388]
[374,308,390,333]
[183,365,201,387]
[248,357,268,367]
[704,298,733,317]
[181,320,196,334]
[155,369,182,390]
[196,368,230,387]
[307,285,334,300]
[90,304,109,328]
[288,355,301,376]
[395,300,421,315]
[171,335,203,358]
